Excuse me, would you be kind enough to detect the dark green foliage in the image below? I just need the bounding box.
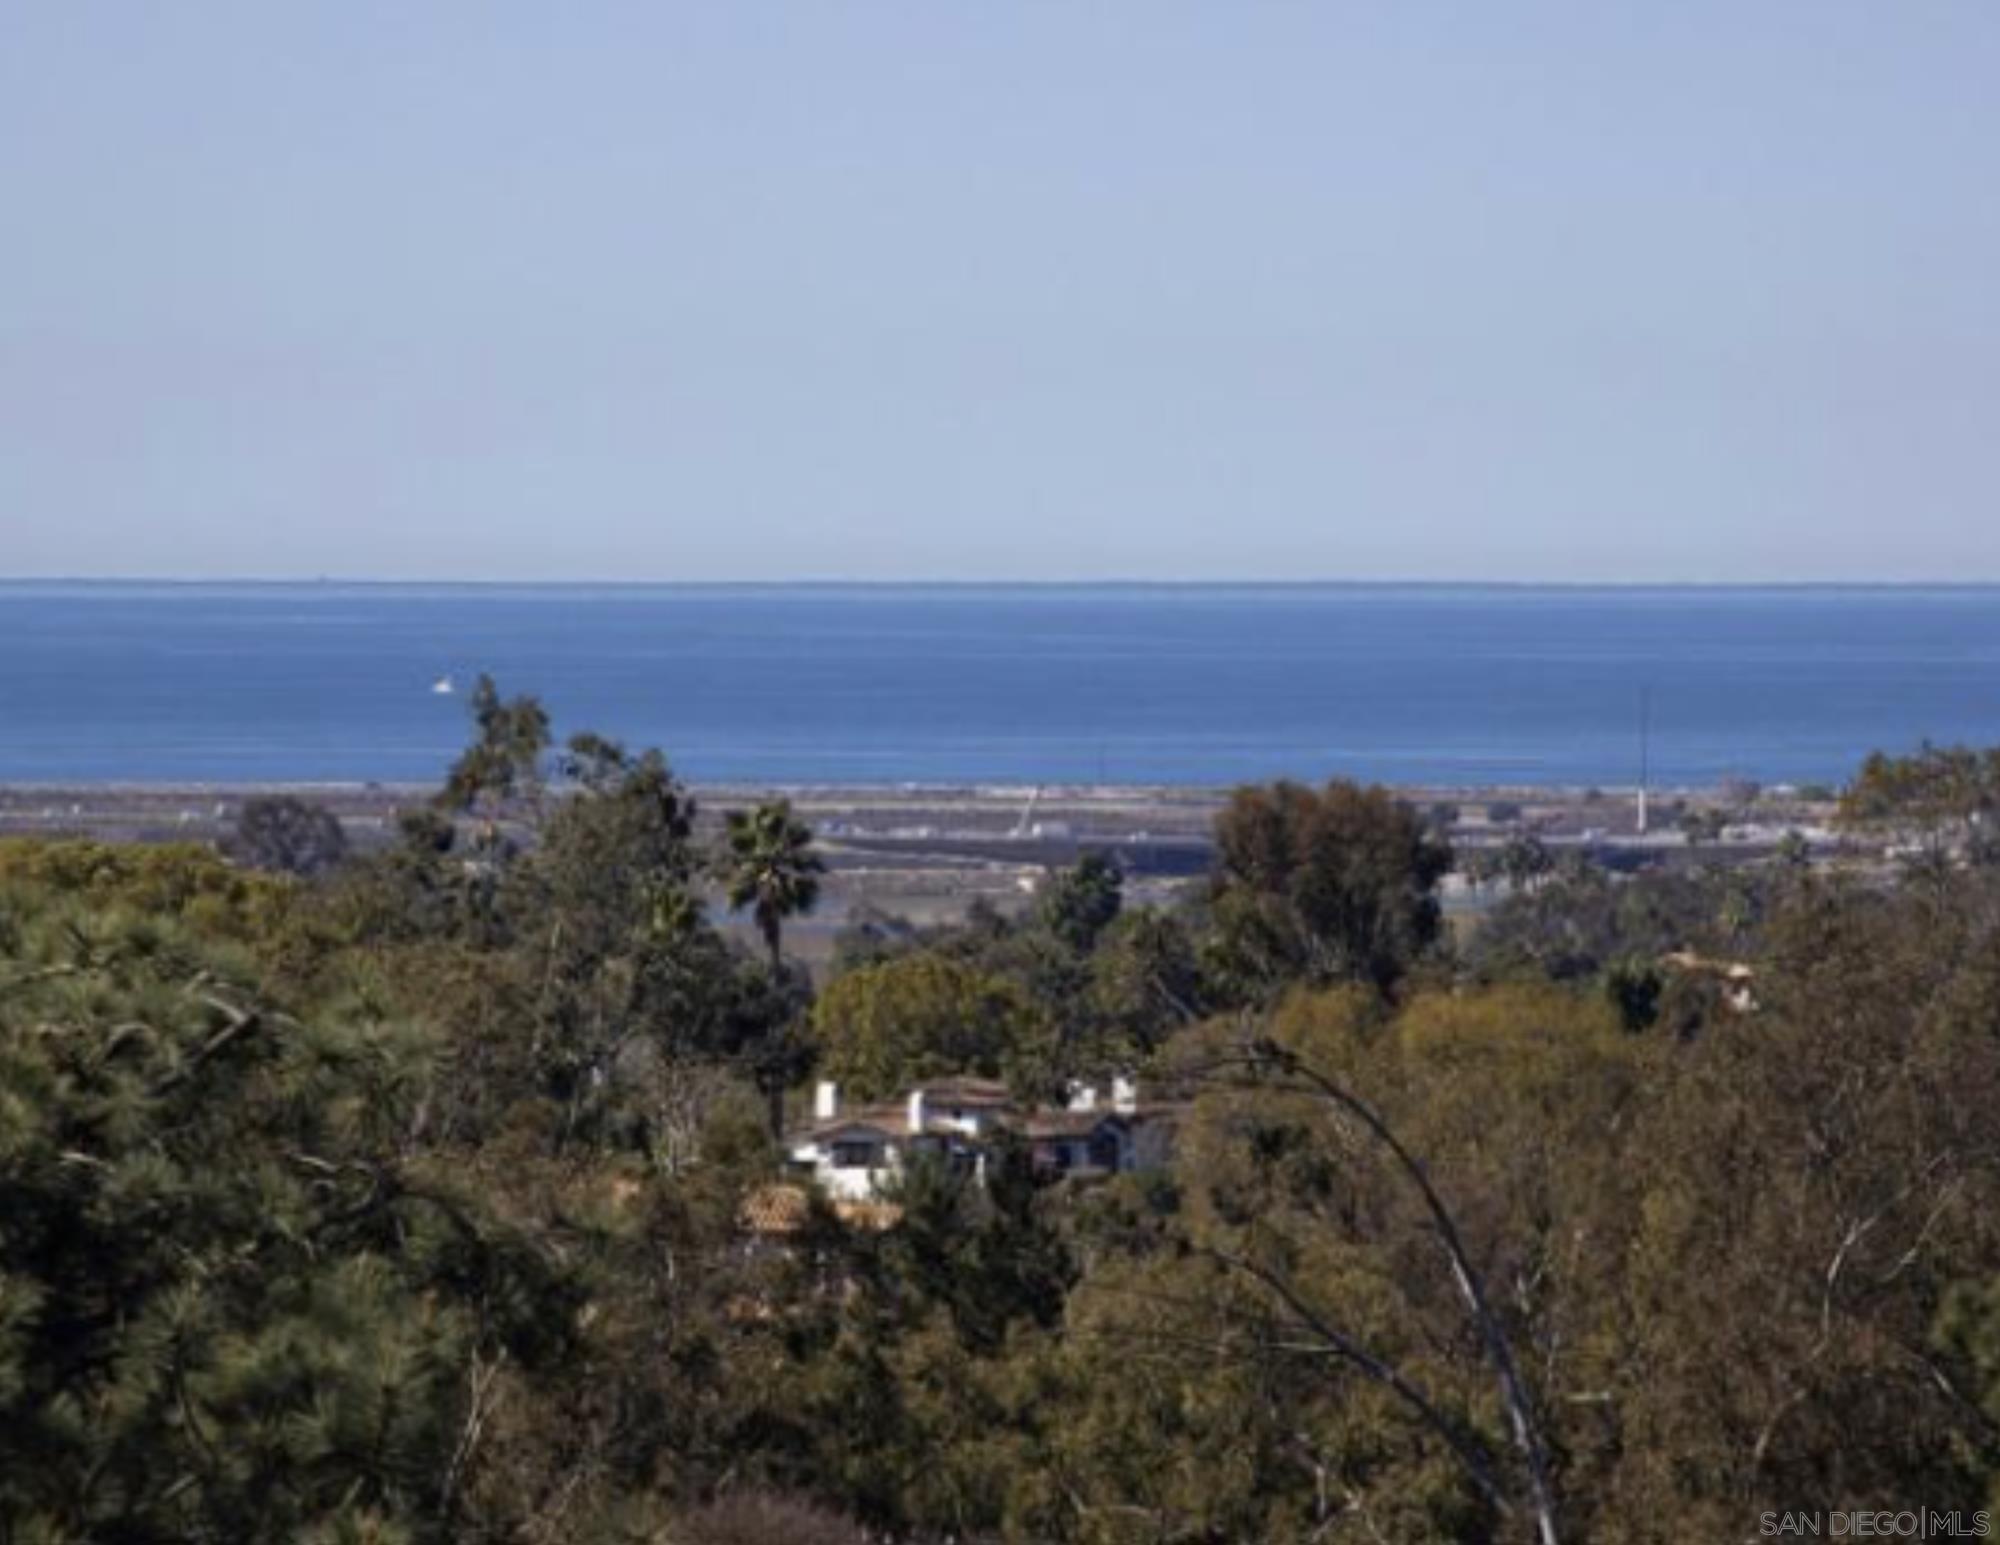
[1208,779,1452,996]
[1934,1279,2000,1510]
[879,1138,1074,1353]
[1466,860,1768,985]
[334,808,475,942]
[826,902,923,973]
[0,896,571,1543]
[437,673,551,823]
[1604,954,1664,1030]
[1083,905,1207,1058]
[232,794,350,877]
[1036,852,1123,954]
[719,800,823,972]
[714,798,824,1133]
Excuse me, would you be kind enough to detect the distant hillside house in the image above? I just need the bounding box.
[785,1075,1175,1200]
[1660,950,1759,1014]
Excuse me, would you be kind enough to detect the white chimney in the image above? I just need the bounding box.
[1112,1076,1137,1114]
[814,1081,838,1121]
[907,1087,926,1133]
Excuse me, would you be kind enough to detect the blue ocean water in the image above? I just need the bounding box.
[2,583,1997,787]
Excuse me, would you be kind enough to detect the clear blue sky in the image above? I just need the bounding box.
[3,3,1995,582]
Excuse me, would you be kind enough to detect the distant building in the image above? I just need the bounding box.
[783,1074,1176,1200]
[1660,950,1758,1014]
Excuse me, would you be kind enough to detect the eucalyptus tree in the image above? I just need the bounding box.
[1207,778,1452,998]
[436,673,552,846]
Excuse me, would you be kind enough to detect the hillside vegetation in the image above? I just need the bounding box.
[4,689,1998,1543]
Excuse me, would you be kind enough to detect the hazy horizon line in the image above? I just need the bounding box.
[8,574,2000,592]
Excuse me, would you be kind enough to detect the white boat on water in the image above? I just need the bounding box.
[431,675,455,695]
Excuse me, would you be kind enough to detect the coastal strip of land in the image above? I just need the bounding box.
[0,779,1840,951]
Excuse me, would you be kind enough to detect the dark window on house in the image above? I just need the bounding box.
[830,1140,879,1170]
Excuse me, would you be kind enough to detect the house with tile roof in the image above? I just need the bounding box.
[783,1074,1173,1200]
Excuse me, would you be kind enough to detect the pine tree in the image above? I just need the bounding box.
[0,893,573,1542]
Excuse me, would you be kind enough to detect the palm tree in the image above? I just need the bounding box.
[721,800,825,1139]
[722,800,824,973]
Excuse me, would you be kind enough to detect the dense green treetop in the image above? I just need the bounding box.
[1207,779,1452,997]
[811,951,1047,1102]
[232,794,350,878]
[0,893,572,1543]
